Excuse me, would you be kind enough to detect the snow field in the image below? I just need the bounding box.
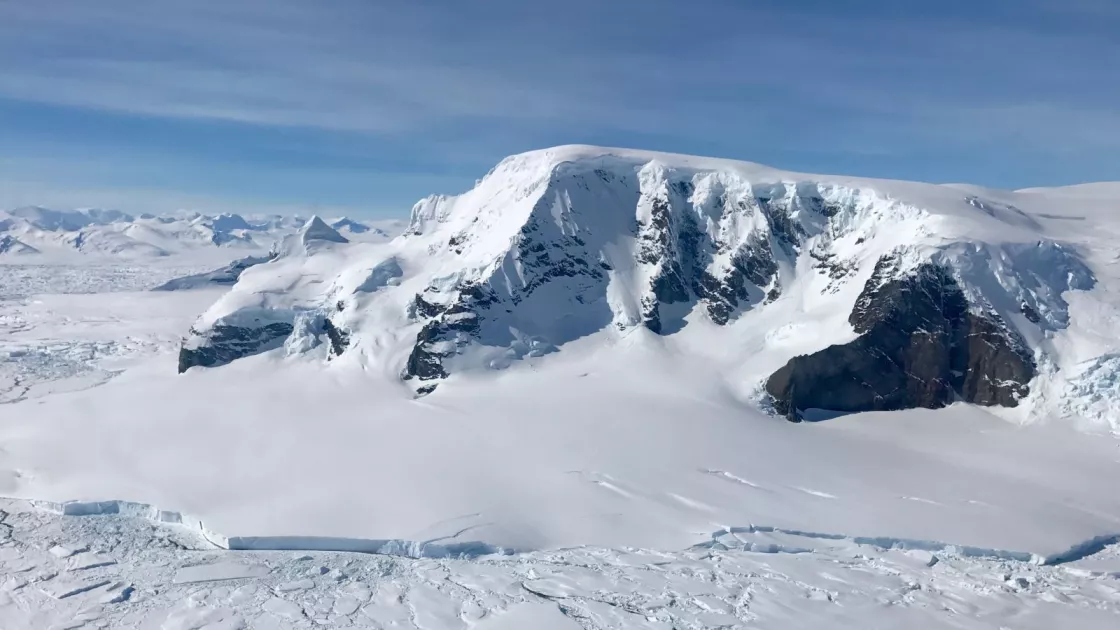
[4,499,1120,629]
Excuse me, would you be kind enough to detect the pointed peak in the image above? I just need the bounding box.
[301,215,349,244]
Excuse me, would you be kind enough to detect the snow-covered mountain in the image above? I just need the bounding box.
[0,207,401,259]
[178,145,1120,427]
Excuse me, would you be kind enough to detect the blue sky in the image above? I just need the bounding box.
[0,0,1117,218]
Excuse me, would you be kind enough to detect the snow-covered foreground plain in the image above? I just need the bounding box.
[4,497,1120,629]
[3,294,1120,627]
[7,341,1120,560]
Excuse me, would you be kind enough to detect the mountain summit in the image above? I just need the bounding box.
[301,215,349,245]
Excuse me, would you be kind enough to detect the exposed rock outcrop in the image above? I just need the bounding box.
[765,255,1036,419]
[322,318,351,357]
[403,284,495,383]
[178,322,295,373]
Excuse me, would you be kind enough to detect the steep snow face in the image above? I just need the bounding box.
[182,146,1112,424]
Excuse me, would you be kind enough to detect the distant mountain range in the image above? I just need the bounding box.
[0,207,402,258]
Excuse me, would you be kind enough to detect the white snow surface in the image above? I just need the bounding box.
[7,499,1120,630]
[1,146,1120,627]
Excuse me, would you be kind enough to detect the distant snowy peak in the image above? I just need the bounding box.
[5,205,133,231]
[188,213,259,246]
[197,213,255,232]
[301,215,349,244]
[179,145,1114,423]
[0,207,272,257]
[266,215,351,259]
[330,217,373,235]
[0,207,401,259]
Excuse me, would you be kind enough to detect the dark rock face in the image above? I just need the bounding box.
[757,196,805,253]
[403,283,493,382]
[178,312,349,373]
[409,293,445,319]
[322,319,350,357]
[0,234,39,255]
[177,323,294,373]
[809,246,857,294]
[637,197,691,332]
[512,215,605,303]
[689,190,844,325]
[766,256,1035,419]
[696,234,778,325]
[404,320,452,381]
[1020,302,1041,324]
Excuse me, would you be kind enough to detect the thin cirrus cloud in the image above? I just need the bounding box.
[0,0,668,133]
[0,0,1116,216]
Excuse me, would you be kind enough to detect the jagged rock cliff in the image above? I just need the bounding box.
[765,255,1037,419]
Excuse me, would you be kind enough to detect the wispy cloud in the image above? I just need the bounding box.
[0,0,697,133]
[0,0,1116,213]
[8,0,1109,142]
